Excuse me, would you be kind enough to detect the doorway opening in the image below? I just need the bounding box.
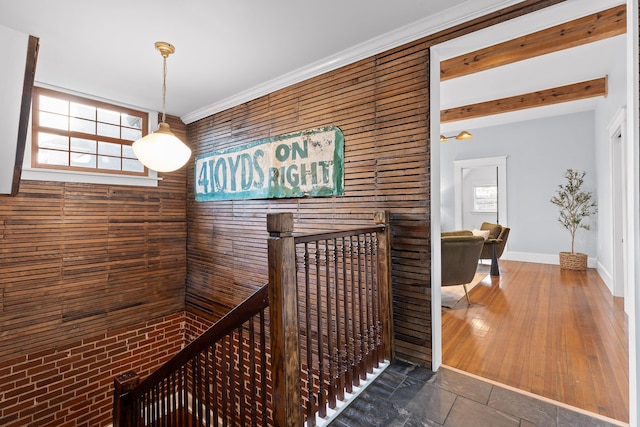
[429,0,631,422]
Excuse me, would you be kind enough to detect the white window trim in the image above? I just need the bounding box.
[22,83,161,187]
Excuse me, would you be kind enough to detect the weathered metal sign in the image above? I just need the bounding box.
[195,126,344,201]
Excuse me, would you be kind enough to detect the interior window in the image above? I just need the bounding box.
[31,87,148,176]
[473,185,498,212]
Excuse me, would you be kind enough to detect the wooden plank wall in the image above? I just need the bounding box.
[0,115,188,362]
[185,0,566,366]
[186,45,433,365]
[0,0,566,367]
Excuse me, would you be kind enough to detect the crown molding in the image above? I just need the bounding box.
[181,0,525,124]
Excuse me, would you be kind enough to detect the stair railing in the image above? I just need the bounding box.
[267,211,393,426]
[113,285,271,426]
[113,211,393,426]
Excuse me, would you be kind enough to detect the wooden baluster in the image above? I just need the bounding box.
[204,347,211,427]
[374,211,394,361]
[213,342,219,427]
[171,372,177,427]
[159,382,164,426]
[238,326,246,425]
[176,366,181,426]
[113,370,140,427]
[234,333,238,424]
[132,394,139,427]
[166,377,171,426]
[249,316,261,426]
[193,358,198,426]
[325,239,337,410]
[221,336,228,424]
[259,309,268,427]
[199,353,205,424]
[334,238,345,401]
[304,242,315,427]
[369,232,380,367]
[183,363,189,427]
[145,394,149,426]
[149,385,154,426]
[190,360,196,426]
[147,388,152,426]
[363,233,373,374]
[249,318,257,426]
[147,391,152,426]
[349,235,360,388]
[154,383,160,426]
[315,240,326,420]
[267,212,303,427]
[357,235,367,381]
[161,379,166,427]
[368,232,377,369]
[342,237,353,393]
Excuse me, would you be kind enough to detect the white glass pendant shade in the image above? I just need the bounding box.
[132,122,191,172]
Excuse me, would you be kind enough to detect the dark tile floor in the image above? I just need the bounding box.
[328,361,626,427]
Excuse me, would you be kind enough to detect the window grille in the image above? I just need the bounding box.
[32,87,148,176]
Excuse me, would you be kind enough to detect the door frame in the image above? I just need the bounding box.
[609,107,629,311]
[430,2,639,424]
[453,156,508,231]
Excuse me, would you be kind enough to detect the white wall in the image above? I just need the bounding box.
[440,111,598,263]
[0,24,30,194]
[594,32,628,289]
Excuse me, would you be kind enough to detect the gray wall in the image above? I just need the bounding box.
[440,111,598,263]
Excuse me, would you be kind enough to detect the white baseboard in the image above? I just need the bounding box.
[597,261,614,295]
[505,251,598,269]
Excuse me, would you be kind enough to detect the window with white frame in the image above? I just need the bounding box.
[31,87,148,176]
[473,185,498,212]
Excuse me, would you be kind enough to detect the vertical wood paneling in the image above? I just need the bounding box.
[0,115,188,362]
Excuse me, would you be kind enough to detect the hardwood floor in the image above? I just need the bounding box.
[442,260,629,422]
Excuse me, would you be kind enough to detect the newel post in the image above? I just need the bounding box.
[267,213,303,426]
[113,370,140,427]
[374,210,394,361]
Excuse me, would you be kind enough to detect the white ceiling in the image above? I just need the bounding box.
[438,0,627,133]
[0,0,479,120]
[439,34,626,133]
[0,0,627,127]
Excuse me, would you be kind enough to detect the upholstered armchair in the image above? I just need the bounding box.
[478,222,510,276]
[441,234,485,305]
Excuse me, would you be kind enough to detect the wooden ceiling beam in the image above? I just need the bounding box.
[440,77,607,123]
[440,5,626,81]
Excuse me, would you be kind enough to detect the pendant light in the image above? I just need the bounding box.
[440,130,473,142]
[132,42,191,172]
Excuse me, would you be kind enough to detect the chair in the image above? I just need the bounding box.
[441,235,485,305]
[479,222,510,276]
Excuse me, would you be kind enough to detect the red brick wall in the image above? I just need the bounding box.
[0,312,185,427]
[184,310,214,343]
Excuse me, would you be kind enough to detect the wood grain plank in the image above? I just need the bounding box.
[440,5,626,81]
[442,261,628,422]
[441,77,607,123]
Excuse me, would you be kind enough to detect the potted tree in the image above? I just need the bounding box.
[550,169,597,270]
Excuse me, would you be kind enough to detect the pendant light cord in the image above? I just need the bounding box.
[161,55,167,124]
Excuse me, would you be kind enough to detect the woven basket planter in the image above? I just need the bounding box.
[559,252,587,271]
